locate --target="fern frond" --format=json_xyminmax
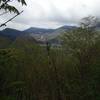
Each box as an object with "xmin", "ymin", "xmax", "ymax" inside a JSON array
[{"xmin": 0, "ymin": 4, "xmax": 19, "ymax": 14}]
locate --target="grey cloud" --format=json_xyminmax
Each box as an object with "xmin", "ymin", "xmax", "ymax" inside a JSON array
[{"xmin": 0, "ymin": 0, "xmax": 100, "ymax": 30}]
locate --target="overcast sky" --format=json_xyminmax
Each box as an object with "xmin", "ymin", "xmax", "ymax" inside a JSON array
[{"xmin": 0, "ymin": 0, "xmax": 100, "ymax": 30}]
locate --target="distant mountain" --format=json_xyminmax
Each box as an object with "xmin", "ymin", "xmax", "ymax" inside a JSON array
[
  {"xmin": 95, "ymin": 22, "xmax": 100, "ymax": 31},
  {"xmin": 24, "ymin": 25, "xmax": 76, "ymax": 42},
  {"xmin": 42, "ymin": 25, "xmax": 76, "ymax": 41},
  {"xmin": 0, "ymin": 25, "xmax": 76, "ymax": 44},
  {"xmin": 0, "ymin": 28, "xmax": 22, "ymax": 40},
  {"xmin": 1, "ymin": 24, "xmax": 100, "ymax": 44},
  {"xmin": 56, "ymin": 25, "xmax": 76, "ymax": 30},
  {"xmin": 24, "ymin": 26, "xmax": 75, "ymax": 35},
  {"xmin": 24, "ymin": 27, "xmax": 55, "ymax": 34}
]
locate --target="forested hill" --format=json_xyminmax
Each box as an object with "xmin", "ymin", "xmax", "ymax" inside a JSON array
[
  {"xmin": 0, "ymin": 22, "xmax": 100, "ymax": 100},
  {"xmin": 0, "ymin": 28, "xmax": 22, "ymax": 40},
  {"xmin": 0, "ymin": 25, "xmax": 76, "ymax": 41}
]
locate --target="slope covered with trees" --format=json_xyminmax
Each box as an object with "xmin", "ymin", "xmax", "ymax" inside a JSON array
[{"xmin": 0, "ymin": 17, "xmax": 100, "ymax": 100}]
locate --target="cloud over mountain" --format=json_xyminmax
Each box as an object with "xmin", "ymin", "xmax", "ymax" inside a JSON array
[{"xmin": 0, "ymin": 0, "xmax": 100, "ymax": 30}]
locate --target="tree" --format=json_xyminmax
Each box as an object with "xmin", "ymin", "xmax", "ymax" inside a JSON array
[
  {"xmin": 61, "ymin": 16, "xmax": 100, "ymax": 99},
  {"xmin": 0, "ymin": 0, "xmax": 26, "ymax": 27},
  {"xmin": 61, "ymin": 16, "xmax": 100, "ymax": 65},
  {"xmin": 80, "ymin": 16, "xmax": 98, "ymax": 28}
]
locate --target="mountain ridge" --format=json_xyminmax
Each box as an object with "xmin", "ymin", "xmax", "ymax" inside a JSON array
[{"xmin": 0, "ymin": 25, "xmax": 77, "ymax": 44}]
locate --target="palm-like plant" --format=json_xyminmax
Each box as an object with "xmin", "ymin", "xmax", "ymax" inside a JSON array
[
  {"xmin": 0, "ymin": 0, "xmax": 26, "ymax": 27},
  {"xmin": 0, "ymin": 0, "xmax": 26, "ymax": 14}
]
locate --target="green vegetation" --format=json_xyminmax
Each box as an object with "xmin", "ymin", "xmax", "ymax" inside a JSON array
[{"xmin": 0, "ymin": 17, "xmax": 100, "ymax": 100}]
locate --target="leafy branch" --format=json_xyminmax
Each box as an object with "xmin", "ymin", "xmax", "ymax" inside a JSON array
[
  {"xmin": 0, "ymin": 0, "xmax": 26, "ymax": 14},
  {"xmin": 0, "ymin": 10, "xmax": 23, "ymax": 27},
  {"xmin": 0, "ymin": 0, "xmax": 26, "ymax": 27}
]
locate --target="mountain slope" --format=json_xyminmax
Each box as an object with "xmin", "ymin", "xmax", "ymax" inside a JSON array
[
  {"xmin": 24, "ymin": 25, "xmax": 76, "ymax": 42},
  {"xmin": 0, "ymin": 36, "xmax": 12, "ymax": 48},
  {"xmin": 0, "ymin": 25, "xmax": 76, "ymax": 44},
  {"xmin": 11, "ymin": 35, "xmax": 39, "ymax": 50},
  {"xmin": 43, "ymin": 25, "xmax": 76, "ymax": 41},
  {"xmin": 24, "ymin": 27, "xmax": 55, "ymax": 34},
  {"xmin": 0, "ymin": 28, "xmax": 22, "ymax": 40}
]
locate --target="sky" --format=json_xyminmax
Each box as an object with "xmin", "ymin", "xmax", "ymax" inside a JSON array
[{"xmin": 0, "ymin": 0, "xmax": 100, "ymax": 30}]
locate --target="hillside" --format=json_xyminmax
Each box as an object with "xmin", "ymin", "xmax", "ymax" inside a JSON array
[
  {"xmin": 0, "ymin": 28, "xmax": 22, "ymax": 40},
  {"xmin": 0, "ymin": 36, "xmax": 12, "ymax": 48},
  {"xmin": 24, "ymin": 27, "xmax": 55, "ymax": 34},
  {"xmin": 0, "ymin": 25, "xmax": 76, "ymax": 44},
  {"xmin": 24, "ymin": 25, "xmax": 76, "ymax": 43}
]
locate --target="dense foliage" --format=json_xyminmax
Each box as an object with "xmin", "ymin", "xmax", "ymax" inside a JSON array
[{"xmin": 0, "ymin": 22, "xmax": 100, "ymax": 100}]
